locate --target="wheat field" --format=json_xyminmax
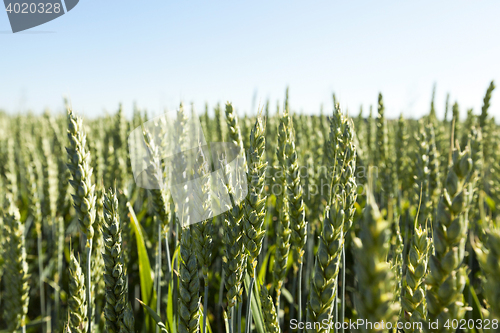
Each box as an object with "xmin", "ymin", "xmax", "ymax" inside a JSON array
[{"xmin": 0, "ymin": 84, "xmax": 499, "ymax": 333}]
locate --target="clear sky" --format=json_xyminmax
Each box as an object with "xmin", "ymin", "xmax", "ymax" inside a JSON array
[{"xmin": 1, "ymin": 0, "xmax": 499, "ymax": 120}]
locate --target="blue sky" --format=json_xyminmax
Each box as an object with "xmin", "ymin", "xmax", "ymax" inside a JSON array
[{"xmin": 1, "ymin": 0, "xmax": 499, "ymax": 120}]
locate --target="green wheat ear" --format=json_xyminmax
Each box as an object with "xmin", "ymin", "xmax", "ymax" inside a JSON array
[
  {"xmin": 92, "ymin": 185, "xmax": 105, "ymax": 304},
  {"xmin": 242, "ymin": 115, "xmax": 268, "ymax": 275},
  {"xmin": 178, "ymin": 226, "xmax": 201, "ymax": 333},
  {"xmin": 273, "ymin": 97, "xmax": 292, "ymax": 307},
  {"xmin": 66, "ymin": 108, "xmax": 96, "ymax": 243},
  {"xmin": 286, "ymin": 135, "xmax": 307, "ymax": 266},
  {"xmin": 3, "ymin": 194, "xmax": 30, "ymax": 333},
  {"xmin": 402, "ymin": 218, "xmax": 431, "ymax": 332},
  {"xmin": 353, "ymin": 189, "xmax": 400, "ymax": 333},
  {"xmin": 120, "ymin": 303, "xmax": 136, "ymax": 333},
  {"xmin": 222, "ymin": 189, "xmax": 246, "ymax": 310},
  {"xmin": 426, "ymin": 146, "xmax": 473, "ymax": 332},
  {"xmin": 225, "ymin": 102, "xmax": 246, "ymax": 163},
  {"xmin": 473, "ymin": 228, "xmax": 500, "ymax": 323},
  {"xmin": 68, "ymin": 251, "xmax": 88, "ymax": 333},
  {"xmin": 102, "ymin": 187, "xmax": 133, "ymax": 333},
  {"xmin": 260, "ymin": 285, "xmax": 281, "ymax": 333},
  {"xmin": 192, "ymin": 145, "xmax": 214, "ymax": 280},
  {"xmin": 306, "ymin": 199, "xmax": 344, "ymax": 333}
]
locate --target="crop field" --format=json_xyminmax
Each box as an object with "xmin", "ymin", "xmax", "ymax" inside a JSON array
[{"xmin": 0, "ymin": 83, "xmax": 499, "ymax": 333}]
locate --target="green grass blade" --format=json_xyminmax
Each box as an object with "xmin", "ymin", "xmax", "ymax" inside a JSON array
[
  {"xmin": 137, "ymin": 299, "xmax": 169, "ymax": 333},
  {"xmin": 129, "ymin": 204, "xmax": 157, "ymax": 331}
]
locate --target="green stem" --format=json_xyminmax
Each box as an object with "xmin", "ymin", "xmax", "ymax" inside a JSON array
[
  {"xmin": 333, "ymin": 280, "xmax": 338, "ymax": 333},
  {"xmin": 173, "ymin": 214, "xmax": 179, "ymax": 329},
  {"xmin": 229, "ymin": 306, "xmax": 234, "ymax": 333},
  {"xmin": 203, "ymin": 277, "xmax": 209, "ymax": 333},
  {"xmin": 237, "ymin": 300, "xmax": 242, "ymax": 333},
  {"xmin": 245, "ymin": 273, "xmax": 255, "ymax": 333},
  {"xmin": 305, "ymin": 223, "xmax": 314, "ymax": 297},
  {"xmin": 165, "ymin": 232, "xmax": 172, "ymax": 274},
  {"xmin": 275, "ymin": 295, "xmax": 281, "ymax": 325},
  {"xmin": 37, "ymin": 225, "xmax": 46, "ymax": 333},
  {"xmin": 47, "ymin": 300, "xmax": 52, "ymax": 333},
  {"xmin": 55, "ymin": 217, "xmax": 63, "ymax": 328},
  {"xmin": 218, "ymin": 268, "xmax": 225, "ymax": 308},
  {"xmin": 224, "ymin": 310, "xmax": 230, "ymax": 333},
  {"xmin": 87, "ymin": 238, "xmax": 93, "ymax": 333},
  {"xmin": 298, "ymin": 262, "xmax": 303, "ymax": 333},
  {"xmin": 290, "ymin": 273, "xmax": 297, "ymax": 322},
  {"xmin": 156, "ymin": 219, "xmax": 162, "ymax": 333},
  {"xmin": 468, "ymin": 242, "xmax": 473, "ymax": 321},
  {"xmin": 218, "ymin": 266, "xmax": 225, "ymax": 331},
  {"xmin": 340, "ymin": 248, "xmax": 345, "ymax": 333}
]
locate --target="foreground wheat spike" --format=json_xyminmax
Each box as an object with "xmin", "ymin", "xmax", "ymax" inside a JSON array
[
  {"xmin": 426, "ymin": 146, "xmax": 472, "ymax": 332},
  {"xmin": 66, "ymin": 108, "xmax": 97, "ymax": 242},
  {"xmin": 120, "ymin": 304, "xmax": 136, "ymax": 333},
  {"xmin": 328, "ymin": 104, "xmax": 358, "ymax": 332},
  {"xmin": 223, "ymin": 193, "xmax": 245, "ymax": 315},
  {"xmin": 191, "ymin": 146, "xmax": 214, "ymax": 333},
  {"xmin": 273, "ymin": 98, "xmax": 292, "ymax": 309},
  {"xmin": 3, "ymin": 194, "xmax": 30, "ymax": 333},
  {"xmin": 473, "ymin": 228, "xmax": 500, "ymax": 324},
  {"xmin": 69, "ymin": 251, "xmax": 87, "ymax": 333},
  {"xmin": 338, "ymin": 113, "xmax": 357, "ymax": 233},
  {"xmin": 287, "ymin": 138, "xmax": 307, "ymax": 265},
  {"xmin": 142, "ymin": 126, "xmax": 170, "ymax": 316},
  {"xmin": 192, "ymin": 148, "xmax": 214, "ymax": 278},
  {"xmin": 260, "ymin": 285, "xmax": 281, "ymax": 333},
  {"xmin": 241, "ymin": 116, "xmax": 268, "ymax": 333},
  {"xmin": 327, "ymin": 104, "xmax": 357, "ymax": 207},
  {"xmin": 306, "ymin": 200, "xmax": 344, "ymax": 333},
  {"xmin": 179, "ymin": 226, "xmax": 201, "ymax": 333},
  {"xmin": 92, "ymin": 185, "xmax": 105, "ymax": 304},
  {"xmin": 102, "ymin": 187, "xmax": 132, "ymax": 333},
  {"xmin": 402, "ymin": 219, "xmax": 430, "ymax": 332},
  {"xmin": 243, "ymin": 115, "xmax": 268, "ymax": 275},
  {"xmin": 67, "ymin": 108, "xmax": 96, "ymax": 332},
  {"xmin": 353, "ymin": 190, "xmax": 400, "ymax": 333}
]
